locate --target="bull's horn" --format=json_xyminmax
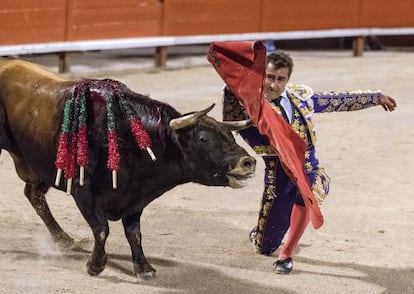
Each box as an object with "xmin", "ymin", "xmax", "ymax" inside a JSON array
[
  {"xmin": 221, "ymin": 119, "xmax": 252, "ymax": 131},
  {"xmin": 169, "ymin": 104, "xmax": 215, "ymax": 130}
]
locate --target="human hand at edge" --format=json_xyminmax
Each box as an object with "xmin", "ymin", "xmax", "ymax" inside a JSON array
[{"xmin": 379, "ymin": 95, "xmax": 397, "ymax": 112}]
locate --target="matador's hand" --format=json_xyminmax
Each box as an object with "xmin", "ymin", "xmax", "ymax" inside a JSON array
[{"xmin": 379, "ymin": 95, "xmax": 397, "ymax": 112}]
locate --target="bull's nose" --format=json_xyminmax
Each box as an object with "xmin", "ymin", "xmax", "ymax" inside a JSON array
[{"xmin": 240, "ymin": 156, "xmax": 256, "ymax": 171}]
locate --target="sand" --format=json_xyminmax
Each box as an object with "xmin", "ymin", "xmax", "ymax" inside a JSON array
[{"xmin": 0, "ymin": 48, "xmax": 413, "ymax": 293}]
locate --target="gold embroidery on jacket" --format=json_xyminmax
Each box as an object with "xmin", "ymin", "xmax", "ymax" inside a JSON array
[
  {"xmin": 289, "ymin": 94, "xmax": 317, "ymax": 146},
  {"xmin": 252, "ymin": 145, "xmax": 276, "ymax": 155},
  {"xmin": 312, "ymin": 167, "xmax": 330, "ymax": 205},
  {"xmin": 256, "ymin": 159, "xmax": 277, "ymax": 252}
]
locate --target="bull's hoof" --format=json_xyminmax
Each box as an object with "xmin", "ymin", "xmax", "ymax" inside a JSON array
[
  {"xmin": 139, "ymin": 270, "xmax": 157, "ymax": 280},
  {"xmin": 134, "ymin": 264, "xmax": 157, "ymax": 280},
  {"xmin": 69, "ymin": 238, "xmax": 92, "ymax": 252},
  {"xmin": 53, "ymin": 233, "xmax": 75, "ymax": 249},
  {"xmin": 86, "ymin": 256, "xmax": 107, "ymax": 276}
]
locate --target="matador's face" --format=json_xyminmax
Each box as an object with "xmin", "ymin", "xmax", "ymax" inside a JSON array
[{"xmin": 264, "ymin": 63, "xmax": 290, "ymax": 101}]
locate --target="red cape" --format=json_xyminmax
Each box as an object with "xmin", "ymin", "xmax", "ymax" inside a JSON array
[{"xmin": 208, "ymin": 41, "xmax": 323, "ymax": 229}]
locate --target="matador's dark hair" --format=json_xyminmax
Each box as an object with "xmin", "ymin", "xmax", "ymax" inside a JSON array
[{"xmin": 266, "ymin": 50, "xmax": 294, "ymax": 78}]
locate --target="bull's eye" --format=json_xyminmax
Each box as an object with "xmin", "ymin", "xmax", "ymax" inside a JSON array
[{"xmin": 199, "ymin": 135, "xmax": 209, "ymax": 143}]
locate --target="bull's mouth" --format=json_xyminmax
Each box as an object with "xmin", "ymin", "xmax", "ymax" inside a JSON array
[
  {"xmin": 226, "ymin": 155, "xmax": 256, "ymax": 188},
  {"xmin": 227, "ymin": 172, "xmax": 254, "ymax": 188}
]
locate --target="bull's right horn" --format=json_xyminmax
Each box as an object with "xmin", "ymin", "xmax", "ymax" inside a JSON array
[{"xmin": 169, "ymin": 104, "xmax": 215, "ymax": 130}]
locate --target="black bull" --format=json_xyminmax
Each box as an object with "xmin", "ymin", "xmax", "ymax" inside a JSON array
[{"xmin": 0, "ymin": 59, "xmax": 256, "ymax": 278}]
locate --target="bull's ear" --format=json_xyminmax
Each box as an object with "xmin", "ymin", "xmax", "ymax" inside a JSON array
[
  {"xmin": 221, "ymin": 119, "xmax": 252, "ymax": 131},
  {"xmin": 169, "ymin": 104, "xmax": 215, "ymax": 131}
]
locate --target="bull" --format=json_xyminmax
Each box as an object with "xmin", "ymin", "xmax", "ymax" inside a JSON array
[{"xmin": 0, "ymin": 59, "xmax": 256, "ymax": 279}]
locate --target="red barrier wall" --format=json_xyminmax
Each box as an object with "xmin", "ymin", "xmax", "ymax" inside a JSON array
[
  {"xmin": 0, "ymin": 0, "xmax": 413, "ymax": 45},
  {"xmin": 359, "ymin": 0, "xmax": 414, "ymax": 27},
  {"xmin": 261, "ymin": 0, "xmax": 361, "ymax": 31},
  {"xmin": 66, "ymin": 0, "xmax": 163, "ymax": 40},
  {"xmin": 0, "ymin": 0, "xmax": 66, "ymax": 44},
  {"xmin": 162, "ymin": 0, "xmax": 262, "ymax": 35}
]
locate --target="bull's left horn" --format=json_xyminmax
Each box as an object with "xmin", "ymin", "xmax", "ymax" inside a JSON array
[
  {"xmin": 221, "ymin": 119, "xmax": 252, "ymax": 131},
  {"xmin": 169, "ymin": 104, "xmax": 215, "ymax": 130}
]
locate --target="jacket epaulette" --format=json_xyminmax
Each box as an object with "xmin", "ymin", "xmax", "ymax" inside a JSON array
[{"xmin": 286, "ymin": 83, "xmax": 313, "ymax": 101}]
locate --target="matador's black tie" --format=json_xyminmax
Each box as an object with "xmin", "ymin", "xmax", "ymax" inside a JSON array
[{"xmin": 272, "ymin": 96, "xmax": 289, "ymax": 122}]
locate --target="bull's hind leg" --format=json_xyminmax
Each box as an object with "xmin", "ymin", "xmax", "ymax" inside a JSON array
[
  {"xmin": 122, "ymin": 211, "xmax": 156, "ymax": 279},
  {"xmin": 24, "ymin": 181, "xmax": 74, "ymax": 247},
  {"xmin": 10, "ymin": 154, "xmax": 74, "ymax": 248},
  {"xmin": 71, "ymin": 190, "xmax": 109, "ymax": 276},
  {"xmin": 86, "ymin": 222, "xmax": 109, "ymax": 276}
]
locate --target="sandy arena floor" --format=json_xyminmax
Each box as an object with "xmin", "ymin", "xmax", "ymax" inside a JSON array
[{"xmin": 0, "ymin": 47, "xmax": 413, "ymax": 293}]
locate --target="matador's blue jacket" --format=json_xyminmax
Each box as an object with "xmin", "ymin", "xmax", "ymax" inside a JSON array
[{"xmin": 223, "ymin": 84, "xmax": 382, "ymax": 205}]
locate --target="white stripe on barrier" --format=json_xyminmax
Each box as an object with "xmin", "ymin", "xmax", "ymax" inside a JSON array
[{"xmin": 1, "ymin": 27, "xmax": 413, "ymax": 56}]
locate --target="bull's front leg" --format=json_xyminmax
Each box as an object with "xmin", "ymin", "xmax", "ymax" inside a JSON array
[{"xmin": 122, "ymin": 212, "xmax": 156, "ymax": 279}]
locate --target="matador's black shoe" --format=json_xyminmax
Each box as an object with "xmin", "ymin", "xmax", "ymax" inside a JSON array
[
  {"xmin": 273, "ymin": 258, "xmax": 293, "ymax": 274},
  {"xmin": 249, "ymin": 226, "xmax": 258, "ymax": 242}
]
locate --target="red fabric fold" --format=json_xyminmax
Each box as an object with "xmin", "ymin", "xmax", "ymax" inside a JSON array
[{"xmin": 208, "ymin": 41, "xmax": 323, "ymax": 229}]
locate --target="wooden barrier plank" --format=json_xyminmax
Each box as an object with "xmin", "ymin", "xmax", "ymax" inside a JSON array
[
  {"xmin": 0, "ymin": 3, "xmax": 66, "ymax": 45},
  {"xmin": 1, "ymin": 28, "xmax": 65, "ymax": 45},
  {"xmin": 67, "ymin": 0, "xmax": 162, "ymax": 40},
  {"xmin": 360, "ymin": 0, "xmax": 414, "ymax": 27},
  {"xmin": 163, "ymin": 0, "xmax": 261, "ymax": 35},
  {"xmin": 0, "ymin": 0, "xmax": 65, "ymax": 9},
  {"xmin": 71, "ymin": 0, "xmax": 148, "ymax": 9},
  {"xmin": 262, "ymin": 0, "xmax": 360, "ymax": 31}
]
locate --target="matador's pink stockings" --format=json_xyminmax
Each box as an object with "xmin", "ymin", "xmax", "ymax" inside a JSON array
[{"xmin": 278, "ymin": 204, "xmax": 310, "ymax": 260}]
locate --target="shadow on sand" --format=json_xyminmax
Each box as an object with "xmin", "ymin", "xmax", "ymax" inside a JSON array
[
  {"xmin": 1, "ymin": 248, "xmax": 289, "ymax": 293},
  {"xmin": 2, "ymin": 246, "xmax": 413, "ymax": 293}
]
